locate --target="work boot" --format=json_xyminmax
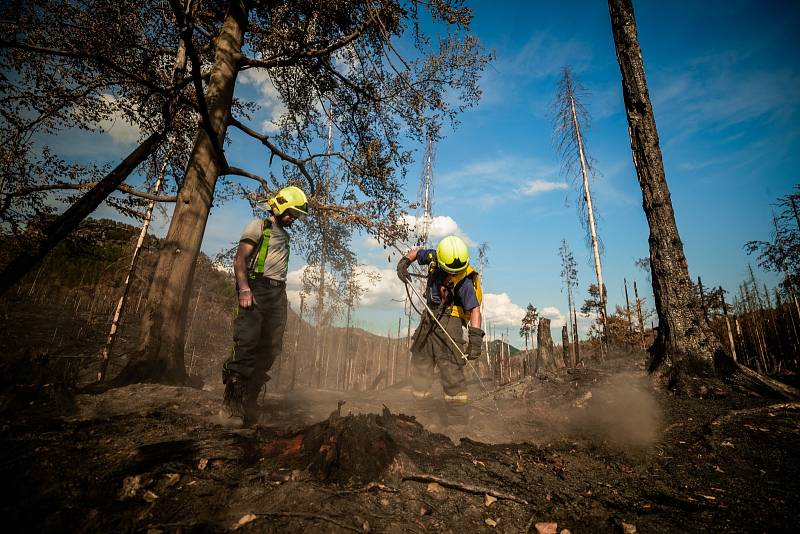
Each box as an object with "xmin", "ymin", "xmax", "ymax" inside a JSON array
[
  {"xmin": 443, "ymin": 392, "xmax": 470, "ymax": 427},
  {"xmin": 411, "ymin": 390, "xmax": 444, "ymax": 430},
  {"xmin": 411, "ymin": 389, "xmax": 433, "ymax": 417},
  {"xmin": 219, "ymin": 373, "xmax": 246, "ymax": 428},
  {"xmin": 243, "ymin": 381, "xmax": 263, "ymax": 427}
]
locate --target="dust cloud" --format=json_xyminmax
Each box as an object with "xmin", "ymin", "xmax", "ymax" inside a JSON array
[
  {"xmin": 566, "ymin": 372, "xmax": 662, "ymax": 448},
  {"xmin": 256, "ymin": 369, "xmax": 663, "ymax": 449}
]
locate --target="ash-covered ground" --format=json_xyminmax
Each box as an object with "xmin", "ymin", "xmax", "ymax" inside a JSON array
[{"xmin": 2, "ymin": 356, "xmax": 798, "ymax": 533}]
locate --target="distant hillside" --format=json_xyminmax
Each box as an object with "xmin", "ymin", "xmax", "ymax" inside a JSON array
[
  {"xmin": 0, "ymin": 217, "xmax": 405, "ymax": 390},
  {"xmin": 487, "ymin": 338, "xmax": 520, "ymax": 357},
  {"xmin": 1, "ymin": 217, "xmax": 242, "ymax": 384}
]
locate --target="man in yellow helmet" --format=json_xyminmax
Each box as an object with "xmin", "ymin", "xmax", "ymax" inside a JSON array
[
  {"xmin": 220, "ymin": 185, "xmax": 309, "ymax": 427},
  {"xmin": 396, "ymin": 235, "xmax": 485, "ymax": 425}
]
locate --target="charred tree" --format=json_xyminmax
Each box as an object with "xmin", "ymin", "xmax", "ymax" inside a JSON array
[
  {"xmin": 609, "ymin": 0, "xmax": 722, "ymax": 383},
  {"xmin": 634, "ymin": 280, "xmax": 646, "ymax": 349},
  {"xmin": 608, "ymin": 0, "xmax": 798, "ymax": 398},
  {"xmin": 559, "ymin": 239, "xmax": 579, "ymax": 366},
  {"xmin": 535, "ymin": 318, "xmax": 556, "ymax": 374}
]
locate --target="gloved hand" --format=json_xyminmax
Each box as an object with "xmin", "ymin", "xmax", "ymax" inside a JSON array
[
  {"xmin": 396, "ymin": 256, "xmax": 412, "ymax": 283},
  {"xmin": 466, "ymin": 326, "xmax": 485, "ymax": 360}
]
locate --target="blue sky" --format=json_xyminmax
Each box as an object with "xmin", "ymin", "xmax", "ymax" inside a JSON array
[{"xmin": 48, "ymin": 1, "xmax": 800, "ymax": 347}]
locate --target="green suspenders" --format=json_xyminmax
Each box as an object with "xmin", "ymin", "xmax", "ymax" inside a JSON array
[
  {"xmin": 254, "ymin": 219, "xmax": 272, "ymax": 273},
  {"xmin": 248, "ymin": 218, "xmax": 290, "ymax": 278}
]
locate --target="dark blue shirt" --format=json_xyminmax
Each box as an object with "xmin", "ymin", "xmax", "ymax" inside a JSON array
[{"xmin": 416, "ymin": 249, "xmax": 479, "ymax": 312}]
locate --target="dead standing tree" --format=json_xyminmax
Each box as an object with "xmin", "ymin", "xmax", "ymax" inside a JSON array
[
  {"xmin": 98, "ymin": 158, "xmax": 169, "ymax": 381},
  {"xmin": 553, "ymin": 68, "xmax": 608, "ymax": 358},
  {"xmin": 559, "ymin": 239, "xmax": 579, "ymax": 366},
  {"xmin": 519, "ymin": 303, "xmax": 538, "ymax": 375},
  {"xmin": 477, "ymin": 242, "xmax": 491, "ymax": 367},
  {"xmin": 608, "ymin": 0, "xmax": 797, "ymax": 397}
]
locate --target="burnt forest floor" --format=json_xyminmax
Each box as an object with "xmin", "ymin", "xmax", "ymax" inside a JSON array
[{"xmin": 1, "ymin": 356, "xmax": 799, "ymax": 533}]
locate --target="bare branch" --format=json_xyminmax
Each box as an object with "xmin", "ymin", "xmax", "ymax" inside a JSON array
[
  {"xmin": 4, "ymin": 181, "xmax": 177, "ymax": 203},
  {"xmin": 227, "ymin": 116, "xmax": 316, "ymax": 195},
  {"xmin": 167, "ymin": 0, "xmax": 228, "ymax": 169},
  {"xmin": 240, "ymin": 9, "xmax": 379, "ymax": 70},
  {"xmin": 222, "ymin": 166, "xmax": 270, "ymax": 191}
]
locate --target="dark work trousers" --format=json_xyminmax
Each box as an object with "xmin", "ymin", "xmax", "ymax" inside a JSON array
[
  {"xmin": 223, "ymin": 276, "xmax": 288, "ymax": 401},
  {"xmin": 410, "ymin": 308, "xmax": 467, "ymax": 399}
]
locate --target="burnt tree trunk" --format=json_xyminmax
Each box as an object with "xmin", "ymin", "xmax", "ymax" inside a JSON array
[
  {"xmin": 115, "ymin": 1, "xmax": 248, "ymax": 385},
  {"xmin": 607, "ymin": 0, "xmax": 799, "ymax": 399},
  {"xmin": 608, "ymin": 0, "xmax": 720, "ymax": 381},
  {"xmin": 535, "ymin": 318, "xmax": 556, "ymax": 373},
  {"xmin": 561, "ymin": 325, "xmax": 569, "ymax": 368},
  {"xmin": 572, "ymin": 304, "xmax": 580, "ymax": 366}
]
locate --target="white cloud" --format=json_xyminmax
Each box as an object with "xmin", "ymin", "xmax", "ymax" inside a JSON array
[
  {"xmin": 481, "ymin": 292, "xmax": 526, "ymax": 327},
  {"xmin": 239, "ymin": 69, "xmax": 288, "ymax": 133},
  {"xmin": 402, "ymin": 214, "xmax": 474, "ymax": 246},
  {"xmin": 435, "ymin": 155, "xmax": 561, "ymax": 210},
  {"xmin": 481, "ymin": 297, "xmax": 568, "ymax": 336},
  {"xmin": 96, "ymin": 94, "xmax": 141, "ymax": 144},
  {"xmin": 353, "ymin": 264, "xmax": 406, "ymax": 307},
  {"xmin": 541, "ymin": 305, "xmax": 566, "ymax": 328},
  {"xmin": 285, "ymin": 263, "xmax": 406, "ymax": 312},
  {"xmin": 516, "ymin": 179, "xmax": 568, "ymax": 196},
  {"xmin": 362, "ymin": 234, "xmax": 382, "ymax": 249}
]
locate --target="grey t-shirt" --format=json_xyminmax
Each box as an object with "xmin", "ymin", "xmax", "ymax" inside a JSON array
[{"xmin": 240, "ymin": 217, "xmax": 290, "ymax": 281}]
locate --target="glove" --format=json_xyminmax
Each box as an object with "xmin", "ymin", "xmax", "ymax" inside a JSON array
[
  {"xmin": 396, "ymin": 256, "xmax": 412, "ymax": 283},
  {"xmin": 466, "ymin": 326, "xmax": 485, "ymax": 360}
]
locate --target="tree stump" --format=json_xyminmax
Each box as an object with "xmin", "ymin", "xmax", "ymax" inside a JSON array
[
  {"xmin": 536, "ymin": 318, "xmax": 556, "ymax": 372},
  {"xmin": 258, "ymin": 405, "xmax": 448, "ymax": 484}
]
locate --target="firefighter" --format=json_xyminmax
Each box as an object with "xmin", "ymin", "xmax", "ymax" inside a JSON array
[
  {"xmin": 220, "ymin": 186, "xmax": 308, "ymax": 426},
  {"xmin": 396, "ymin": 235, "xmax": 485, "ymax": 424}
]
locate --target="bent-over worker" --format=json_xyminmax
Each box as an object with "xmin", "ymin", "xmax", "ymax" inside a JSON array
[{"xmin": 396, "ymin": 235, "xmax": 485, "ymax": 424}]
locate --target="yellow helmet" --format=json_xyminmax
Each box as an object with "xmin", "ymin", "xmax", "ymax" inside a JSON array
[
  {"xmin": 268, "ymin": 186, "xmax": 308, "ymax": 217},
  {"xmin": 436, "ymin": 235, "xmax": 469, "ymax": 274}
]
